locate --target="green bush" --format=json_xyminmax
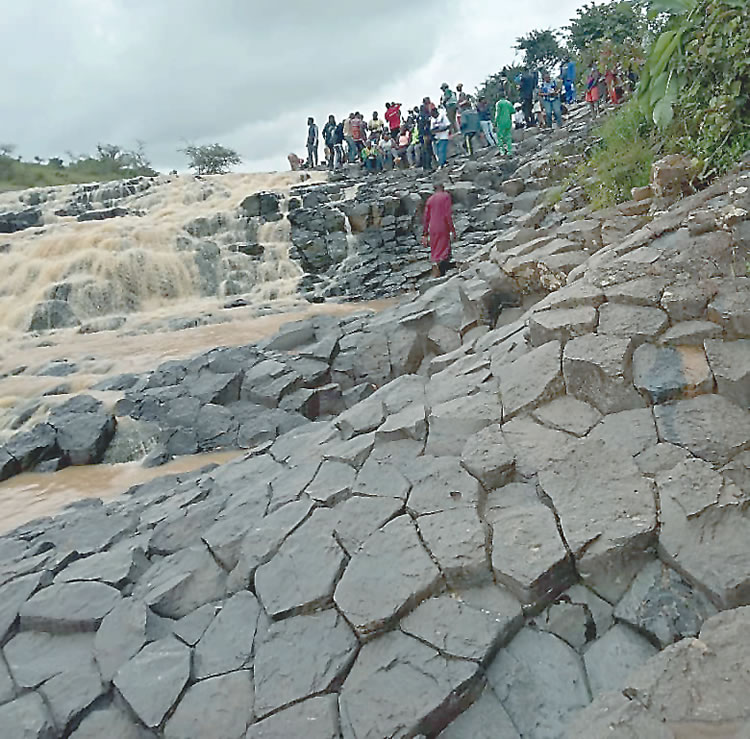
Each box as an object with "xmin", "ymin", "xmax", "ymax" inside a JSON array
[{"xmin": 575, "ymin": 103, "xmax": 655, "ymax": 208}]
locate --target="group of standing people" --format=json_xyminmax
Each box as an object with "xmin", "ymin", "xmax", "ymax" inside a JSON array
[{"xmin": 298, "ymin": 81, "xmax": 528, "ymax": 174}]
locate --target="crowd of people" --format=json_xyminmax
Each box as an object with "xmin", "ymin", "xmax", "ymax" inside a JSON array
[{"xmin": 291, "ymin": 57, "xmax": 635, "ymax": 175}]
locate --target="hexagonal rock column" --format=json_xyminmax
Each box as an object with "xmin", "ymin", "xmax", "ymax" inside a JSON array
[
  {"xmin": 334, "ymin": 515, "xmax": 441, "ymax": 636},
  {"xmin": 632, "ymin": 343, "xmax": 714, "ymax": 403},
  {"xmin": 538, "ymin": 439, "xmax": 657, "ymax": 589},
  {"xmin": 563, "ymin": 334, "xmax": 645, "ymax": 413}
]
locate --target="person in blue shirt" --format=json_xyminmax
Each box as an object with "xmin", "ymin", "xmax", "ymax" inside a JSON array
[
  {"xmin": 561, "ymin": 58, "xmax": 576, "ymax": 104},
  {"xmin": 539, "ymin": 72, "xmax": 563, "ymax": 128}
]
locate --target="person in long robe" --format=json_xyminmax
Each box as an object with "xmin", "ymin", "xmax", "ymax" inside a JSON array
[
  {"xmin": 494, "ymin": 92, "xmax": 515, "ymax": 156},
  {"xmin": 422, "ymin": 183, "xmax": 456, "ymax": 278}
]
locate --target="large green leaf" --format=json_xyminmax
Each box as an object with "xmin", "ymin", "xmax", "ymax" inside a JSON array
[
  {"xmin": 653, "ymin": 96, "xmax": 675, "ymax": 128},
  {"xmin": 647, "ymin": 0, "xmax": 697, "ymax": 14}
]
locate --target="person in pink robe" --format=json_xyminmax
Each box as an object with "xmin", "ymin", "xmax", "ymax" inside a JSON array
[{"xmin": 422, "ymin": 183, "xmax": 456, "ymax": 277}]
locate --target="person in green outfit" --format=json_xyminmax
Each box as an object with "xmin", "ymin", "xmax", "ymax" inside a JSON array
[{"xmin": 494, "ymin": 91, "xmax": 515, "ymax": 156}]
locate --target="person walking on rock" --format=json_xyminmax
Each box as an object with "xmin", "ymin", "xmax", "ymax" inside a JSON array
[
  {"xmin": 440, "ymin": 83, "xmax": 459, "ymax": 133},
  {"xmin": 306, "ymin": 117, "xmax": 319, "ymax": 168},
  {"xmin": 477, "ymin": 96, "xmax": 497, "ymax": 147},
  {"xmin": 430, "ymin": 107, "xmax": 451, "ymax": 168},
  {"xmin": 419, "ymin": 98, "xmax": 436, "ymax": 170},
  {"xmin": 519, "ymin": 67, "xmax": 537, "ymax": 127},
  {"xmin": 494, "ymin": 92, "xmax": 514, "ymax": 156},
  {"xmin": 423, "ymin": 183, "xmax": 456, "ymax": 278},
  {"xmin": 540, "ymin": 72, "xmax": 563, "ymax": 128}
]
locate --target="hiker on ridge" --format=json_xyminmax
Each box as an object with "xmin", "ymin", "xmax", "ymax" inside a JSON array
[
  {"xmin": 423, "ymin": 182, "xmax": 456, "ymax": 278},
  {"xmin": 440, "ymin": 83, "xmax": 459, "ymax": 133},
  {"xmin": 306, "ymin": 117, "xmax": 319, "ymax": 168}
]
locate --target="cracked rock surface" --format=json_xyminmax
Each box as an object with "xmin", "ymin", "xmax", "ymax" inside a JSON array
[{"xmin": 0, "ymin": 110, "xmax": 748, "ymax": 738}]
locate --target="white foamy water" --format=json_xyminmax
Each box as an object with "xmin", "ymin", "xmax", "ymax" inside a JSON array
[{"xmin": 0, "ymin": 171, "xmax": 324, "ymax": 331}]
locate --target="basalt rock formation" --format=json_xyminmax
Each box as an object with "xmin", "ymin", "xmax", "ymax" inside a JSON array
[{"xmin": 0, "ymin": 109, "xmax": 748, "ymax": 737}]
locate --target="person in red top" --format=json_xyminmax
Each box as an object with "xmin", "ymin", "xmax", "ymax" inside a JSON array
[
  {"xmin": 422, "ymin": 183, "xmax": 456, "ymax": 277},
  {"xmin": 350, "ymin": 112, "xmax": 365, "ymax": 159},
  {"xmin": 385, "ymin": 102, "xmax": 402, "ymax": 140}
]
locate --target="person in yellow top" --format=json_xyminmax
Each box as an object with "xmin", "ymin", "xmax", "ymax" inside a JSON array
[
  {"xmin": 494, "ymin": 91, "xmax": 515, "ymax": 156},
  {"xmin": 368, "ymin": 112, "xmax": 384, "ymax": 136}
]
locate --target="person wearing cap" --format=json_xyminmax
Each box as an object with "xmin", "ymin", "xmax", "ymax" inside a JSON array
[{"xmin": 440, "ymin": 83, "xmax": 459, "ymax": 134}]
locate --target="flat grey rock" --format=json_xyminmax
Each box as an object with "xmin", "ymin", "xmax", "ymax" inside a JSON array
[
  {"xmin": 659, "ymin": 319, "xmax": 722, "ymax": 345},
  {"xmin": 20, "ymin": 581, "xmax": 121, "ymax": 634},
  {"xmin": 531, "ymin": 396, "xmax": 601, "ymax": 437},
  {"xmin": 94, "ymin": 598, "xmax": 150, "ymax": 681},
  {"xmin": 4, "ymin": 632, "xmax": 94, "ymax": 689},
  {"xmin": 69, "ymin": 704, "xmax": 156, "ymax": 738},
  {"xmin": 539, "ymin": 439, "xmax": 657, "ymax": 587},
  {"xmin": 305, "ymin": 460, "xmax": 356, "ymax": 504},
  {"xmin": 401, "ymin": 585, "xmax": 522, "ymax": 661},
  {"xmin": 171, "ymin": 602, "xmax": 220, "ymax": 646},
  {"xmin": 254, "ymin": 609, "xmax": 357, "ymax": 715},
  {"xmin": 331, "ymin": 495, "xmax": 403, "ymax": 556},
  {"xmin": 487, "ymin": 628, "xmax": 591, "ymax": 738},
  {"xmin": 460, "ymin": 423, "xmax": 515, "ymax": 489},
  {"xmin": 0, "ymin": 654, "xmax": 15, "ymax": 704},
  {"xmin": 598, "ymin": 303, "xmax": 668, "ymax": 343},
  {"xmin": 193, "ymin": 591, "xmax": 262, "ymax": 679},
  {"xmin": 407, "ymin": 456, "xmax": 482, "ymax": 516},
  {"xmin": 583, "ymin": 624, "xmax": 657, "ymax": 696},
  {"xmin": 614, "ymin": 560, "xmax": 717, "ymax": 647},
  {"xmin": 334, "ymin": 515, "xmax": 441, "ymax": 636},
  {"xmin": 528, "ymin": 306, "xmax": 597, "ymax": 347},
  {"xmin": 245, "ymin": 695, "xmax": 340, "ymax": 739},
  {"xmin": 164, "ymin": 670, "xmax": 253, "ymax": 739},
  {"xmin": 0, "ymin": 572, "xmax": 44, "ymax": 641},
  {"xmin": 496, "ymin": 340, "xmax": 564, "ymax": 419},
  {"xmin": 339, "ymin": 631, "xmax": 478, "ymax": 739},
  {"xmin": 488, "ymin": 496, "xmax": 574, "ymax": 605},
  {"xmin": 133, "ymin": 545, "xmax": 226, "ymax": 619},
  {"xmin": 114, "ymin": 637, "xmax": 191, "ymax": 728},
  {"xmin": 438, "ymin": 686, "xmax": 521, "ymax": 738},
  {"xmin": 654, "ymin": 394, "xmax": 750, "ymax": 464},
  {"xmin": 587, "ymin": 407, "xmax": 657, "ymax": 458},
  {"xmin": 0, "ymin": 692, "xmax": 56, "ymax": 739},
  {"xmin": 563, "ymin": 334, "xmax": 645, "ymax": 413},
  {"xmin": 416, "ymin": 508, "xmax": 489, "ymax": 586},
  {"xmin": 425, "ymin": 391, "xmax": 502, "ymax": 455},
  {"xmin": 353, "ymin": 454, "xmax": 411, "ymax": 499},
  {"xmin": 39, "ymin": 657, "xmax": 103, "ymax": 728},
  {"xmin": 501, "ymin": 417, "xmax": 580, "ymax": 478},
  {"xmin": 255, "ymin": 516, "xmax": 345, "ymax": 619},
  {"xmin": 55, "ymin": 540, "xmax": 148, "ymax": 586},
  {"xmin": 704, "ymin": 339, "xmax": 750, "ymax": 408}
]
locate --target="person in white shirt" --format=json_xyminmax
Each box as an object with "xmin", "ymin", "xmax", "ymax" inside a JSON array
[{"xmin": 430, "ymin": 108, "xmax": 451, "ymax": 168}]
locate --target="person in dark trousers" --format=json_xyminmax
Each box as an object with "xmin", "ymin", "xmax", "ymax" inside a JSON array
[
  {"xmin": 322, "ymin": 115, "xmax": 337, "ymax": 170},
  {"xmin": 306, "ymin": 117, "xmax": 319, "ymax": 168},
  {"xmin": 418, "ymin": 98, "xmax": 436, "ymax": 171},
  {"xmin": 519, "ymin": 67, "xmax": 537, "ymax": 127}
]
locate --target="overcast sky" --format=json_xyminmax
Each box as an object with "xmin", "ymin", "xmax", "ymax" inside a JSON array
[{"xmin": 0, "ymin": 0, "xmax": 587, "ymax": 173}]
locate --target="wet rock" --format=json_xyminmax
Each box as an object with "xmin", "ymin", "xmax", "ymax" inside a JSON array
[
  {"xmin": 0, "ymin": 448, "xmax": 20, "ymax": 482},
  {"xmin": 338, "ymin": 631, "xmax": 478, "ymax": 739},
  {"xmin": 632, "ymin": 343, "xmax": 713, "ymax": 403},
  {"xmin": 193, "ymin": 592, "xmax": 262, "ymax": 679},
  {"xmin": 704, "ymin": 339, "xmax": 750, "ymax": 408},
  {"xmin": 20, "ymin": 581, "xmax": 121, "ymax": 634},
  {"xmin": 614, "ymin": 560, "xmax": 717, "ymax": 647},
  {"xmin": 0, "ymin": 693, "xmax": 55, "ymax": 739},
  {"xmin": 334, "ymin": 515, "xmax": 441, "ymax": 636},
  {"xmin": 49, "ymin": 396, "xmax": 116, "ymax": 465},
  {"xmin": 113, "ymin": 637, "xmax": 191, "ymax": 728},
  {"xmin": 487, "ymin": 628, "xmax": 590, "ymax": 738},
  {"xmin": 563, "ymin": 334, "xmax": 645, "ymax": 413},
  {"xmin": 28, "ymin": 300, "xmax": 79, "ymax": 331},
  {"xmin": 254, "ymin": 609, "xmax": 357, "ymax": 715},
  {"xmin": 164, "ymin": 670, "xmax": 253, "ymax": 739},
  {"xmin": 583, "ymin": 624, "xmax": 657, "ymax": 696},
  {"xmin": 653, "ymin": 394, "xmax": 750, "ymax": 464},
  {"xmin": 5, "ymin": 424, "xmax": 59, "ymax": 471},
  {"xmin": 246, "ymin": 695, "xmax": 340, "ymax": 739},
  {"xmin": 255, "ymin": 516, "xmax": 345, "ymax": 619}
]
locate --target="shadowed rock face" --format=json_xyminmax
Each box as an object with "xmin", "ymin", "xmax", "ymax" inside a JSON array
[{"xmin": 0, "ymin": 106, "xmax": 748, "ymax": 739}]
